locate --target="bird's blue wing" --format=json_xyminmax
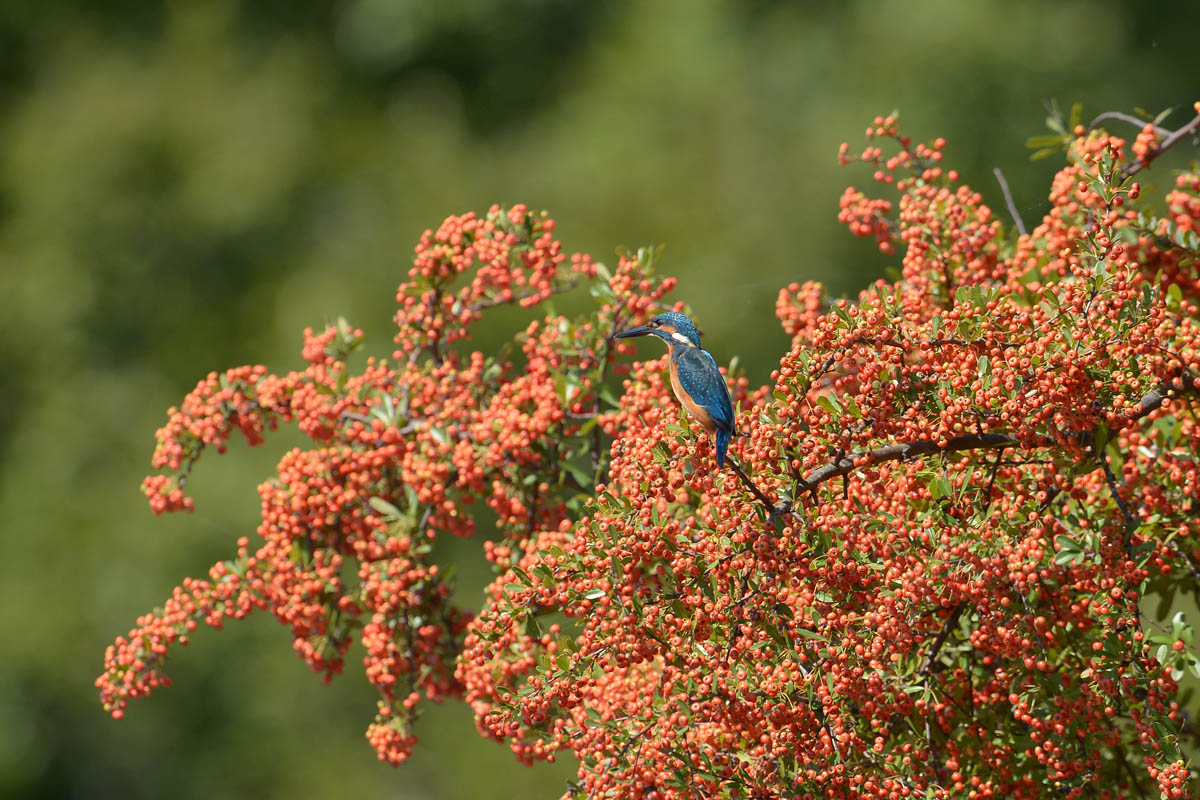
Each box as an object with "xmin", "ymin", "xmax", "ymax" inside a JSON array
[{"xmin": 676, "ymin": 348, "xmax": 735, "ymax": 432}]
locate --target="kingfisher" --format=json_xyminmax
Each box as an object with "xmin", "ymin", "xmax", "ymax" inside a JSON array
[{"xmin": 615, "ymin": 312, "xmax": 736, "ymax": 467}]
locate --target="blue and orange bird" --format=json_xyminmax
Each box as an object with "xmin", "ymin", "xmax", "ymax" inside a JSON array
[{"xmin": 615, "ymin": 312, "xmax": 736, "ymax": 467}]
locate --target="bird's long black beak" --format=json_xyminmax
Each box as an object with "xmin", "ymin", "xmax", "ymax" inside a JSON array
[{"xmin": 614, "ymin": 325, "xmax": 652, "ymax": 339}]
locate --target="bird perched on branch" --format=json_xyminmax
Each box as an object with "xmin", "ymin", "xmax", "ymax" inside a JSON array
[{"xmin": 615, "ymin": 312, "xmax": 736, "ymax": 467}]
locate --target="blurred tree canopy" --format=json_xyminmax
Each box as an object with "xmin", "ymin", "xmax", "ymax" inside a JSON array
[{"xmin": 1, "ymin": 0, "xmax": 1198, "ymax": 797}]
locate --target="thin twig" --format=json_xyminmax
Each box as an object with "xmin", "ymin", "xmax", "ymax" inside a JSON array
[
  {"xmin": 1089, "ymin": 111, "xmax": 1171, "ymax": 137},
  {"xmin": 1096, "ymin": 438, "xmax": 1136, "ymax": 556},
  {"xmin": 982, "ymin": 446, "xmax": 1006, "ymax": 510},
  {"xmin": 728, "ymin": 456, "xmax": 778, "ymax": 513},
  {"xmin": 1113, "ymin": 743, "xmax": 1148, "ymax": 800},
  {"xmin": 1095, "ymin": 447, "xmax": 1133, "ymax": 526},
  {"xmin": 466, "ymin": 277, "xmax": 583, "ymax": 313},
  {"xmin": 1122, "ymin": 109, "xmax": 1200, "ymax": 180},
  {"xmin": 920, "ymin": 604, "xmax": 966, "ymax": 677},
  {"xmin": 993, "ymin": 168, "xmax": 1027, "ymax": 237}
]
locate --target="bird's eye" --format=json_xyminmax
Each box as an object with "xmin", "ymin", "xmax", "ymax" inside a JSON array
[{"xmin": 649, "ymin": 320, "xmax": 659, "ymax": 327}]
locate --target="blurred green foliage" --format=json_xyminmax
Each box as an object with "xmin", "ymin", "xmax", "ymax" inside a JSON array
[{"xmin": 1, "ymin": 0, "xmax": 1198, "ymax": 797}]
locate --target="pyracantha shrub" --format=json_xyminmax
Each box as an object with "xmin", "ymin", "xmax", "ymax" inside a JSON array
[
  {"xmin": 102, "ymin": 104, "xmax": 1200, "ymax": 798},
  {"xmin": 100, "ymin": 204, "xmax": 680, "ymax": 764}
]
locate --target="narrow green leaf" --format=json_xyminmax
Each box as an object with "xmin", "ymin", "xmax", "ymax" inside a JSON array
[
  {"xmin": 369, "ymin": 496, "xmax": 403, "ymax": 519},
  {"xmin": 1025, "ymin": 135, "xmax": 1063, "ymax": 148}
]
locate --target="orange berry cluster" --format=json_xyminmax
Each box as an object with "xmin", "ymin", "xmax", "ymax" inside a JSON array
[
  {"xmin": 100, "ymin": 109, "xmax": 1200, "ymax": 797},
  {"xmin": 460, "ymin": 117, "xmax": 1200, "ymax": 797},
  {"xmin": 98, "ymin": 207, "xmax": 678, "ymax": 766}
]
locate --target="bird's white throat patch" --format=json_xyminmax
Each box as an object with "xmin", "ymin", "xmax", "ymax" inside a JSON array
[{"xmin": 670, "ymin": 331, "xmax": 694, "ymax": 346}]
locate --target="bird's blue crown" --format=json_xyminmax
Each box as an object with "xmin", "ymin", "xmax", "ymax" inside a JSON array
[{"xmin": 649, "ymin": 312, "xmax": 701, "ymax": 347}]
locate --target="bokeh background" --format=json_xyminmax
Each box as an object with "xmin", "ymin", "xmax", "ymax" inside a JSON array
[{"xmin": 2, "ymin": 0, "xmax": 1199, "ymax": 797}]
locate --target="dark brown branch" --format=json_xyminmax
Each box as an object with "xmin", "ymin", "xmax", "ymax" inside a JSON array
[
  {"xmin": 920, "ymin": 604, "xmax": 965, "ymax": 677},
  {"xmin": 1130, "ymin": 382, "xmax": 1179, "ymax": 417},
  {"xmin": 982, "ymin": 446, "xmax": 1006, "ymax": 510},
  {"xmin": 1122, "ymin": 109, "xmax": 1200, "ymax": 180},
  {"xmin": 728, "ymin": 456, "xmax": 779, "ymax": 513},
  {"xmin": 795, "ymin": 433, "xmax": 1018, "ymax": 495},
  {"xmin": 1096, "ymin": 445, "xmax": 1134, "ymax": 528},
  {"xmin": 1096, "ymin": 438, "xmax": 1136, "ymax": 557},
  {"xmin": 850, "ymin": 335, "xmax": 1017, "ymax": 352},
  {"xmin": 1113, "ymin": 743, "xmax": 1148, "ymax": 800},
  {"xmin": 884, "ymin": 603, "xmax": 969, "ymax": 740},
  {"xmin": 791, "ymin": 378, "xmax": 1193, "ymax": 499},
  {"xmin": 993, "ymin": 168, "xmax": 1027, "ymax": 237}
]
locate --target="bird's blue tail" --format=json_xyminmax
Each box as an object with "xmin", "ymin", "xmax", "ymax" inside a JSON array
[{"xmin": 716, "ymin": 428, "xmax": 732, "ymax": 468}]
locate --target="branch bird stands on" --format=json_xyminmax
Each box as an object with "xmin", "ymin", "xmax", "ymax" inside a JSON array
[{"xmin": 615, "ymin": 312, "xmax": 737, "ymax": 467}]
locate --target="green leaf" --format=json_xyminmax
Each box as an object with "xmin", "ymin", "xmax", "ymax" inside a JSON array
[
  {"xmin": 843, "ymin": 395, "xmax": 862, "ymax": 419},
  {"xmin": 599, "ymin": 384, "xmax": 620, "ymax": 408},
  {"xmin": 369, "ymin": 496, "xmax": 403, "ymax": 520},
  {"xmin": 1055, "ymin": 534, "xmax": 1080, "ymax": 552},
  {"xmin": 929, "ymin": 475, "xmax": 952, "ymax": 501},
  {"xmin": 562, "ymin": 460, "xmax": 594, "ymax": 490},
  {"xmin": 1054, "ymin": 551, "xmax": 1083, "ymax": 566},
  {"xmin": 1167, "ymin": 283, "xmax": 1183, "ymax": 310},
  {"xmin": 1025, "ymin": 135, "xmax": 1064, "ymax": 149},
  {"xmin": 577, "ymin": 415, "xmax": 599, "ymax": 437},
  {"xmin": 764, "ymin": 622, "xmax": 789, "ymax": 648},
  {"xmin": 588, "ymin": 282, "xmax": 615, "ymax": 301},
  {"xmin": 816, "ymin": 394, "xmax": 843, "ymax": 417}
]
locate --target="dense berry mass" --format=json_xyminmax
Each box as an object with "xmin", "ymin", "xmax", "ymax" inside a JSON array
[{"xmin": 100, "ymin": 109, "xmax": 1200, "ymax": 797}]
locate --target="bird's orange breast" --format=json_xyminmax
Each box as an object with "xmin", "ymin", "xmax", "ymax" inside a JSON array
[{"xmin": 669, "ymin": 357, "xmax": 716, "ymax": 432}]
